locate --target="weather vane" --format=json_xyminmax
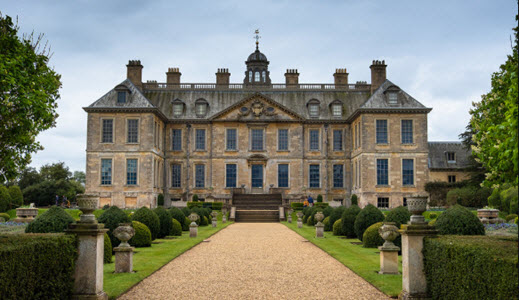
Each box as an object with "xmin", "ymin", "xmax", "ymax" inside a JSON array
[{"xmin": 254, "ymin": 29, "xmax": 261, "ymax": 50}]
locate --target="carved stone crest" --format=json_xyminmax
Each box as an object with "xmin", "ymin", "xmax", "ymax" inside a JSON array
[{"xmin": 251, "ymin": 100, "xmax": 264, "ymax": 117}]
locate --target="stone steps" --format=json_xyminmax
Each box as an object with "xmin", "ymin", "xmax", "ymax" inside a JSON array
[{"xmin": 233, "ymin": 194, "xmax": 282, "ymax": 222}]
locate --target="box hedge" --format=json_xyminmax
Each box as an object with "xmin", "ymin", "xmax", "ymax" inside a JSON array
[
  {"xmin": 169, "ymin": 207, "xmax": 187, "ymax": 229},
  {"xmin": 129, "ymin": 221, "xmax": 152, "ymax": 247},
  {"xmin": 0, "ymin": 234, "xmax": 77, "ymax": 299},
  {"xmin": 153, "ymin": 207, "xmax": 172, "ymax": 238},
  {"xmin": 332, "ymin": 219, "xmax": 344, "ymax": 236},
  {"xmin": 423, "ymin": 235, "xmax": 518, "ymax": 300},
  {"xmin": 171, "ymin": 219, "xmax": 182, "ymax": 236},
  {"xmin": 290, "ymin": 202, "xmax": 304, "ymax": 210},
  {"xmin": 341, "ymin": 205, "xmax": 361, "ymax": 238},
  {"xmin": 354, "ymin": 204, "xmax": 385, "ymax": 241},
  {"xmin": 131, "ymin": 207, "xmax": 160, "ymax": 240},
  {"xmin": 434, "ymin": 205, "xmax": 484, "ymax": 235},
  {"xmin": 25, "ymin": 206, "xmax": 75, "ymax": 233},
  {"xmin": 362, "ymin": 222, "xmax": 384, "ymax": 248},
  {"xmin": 98, "ymin": 206, "xmax": 131, "ymax": 248}
]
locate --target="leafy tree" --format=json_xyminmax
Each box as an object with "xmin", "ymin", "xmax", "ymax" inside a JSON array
[
  {"xmin": 17, "ymin": 167, "xmax": 41, "ymax": 190},
  {"xmin": 73, "ymin": 171, "xmax": 85, "ymax": 185},
  {"xmin": 0, "ymin": 14, "xmax": 61, "ymax": 183},
  {"xmin": 7, "ymin": 185, "xmax": 23, "ymax": 208},
  {"xmin": 458, "ymin": 124, "xmax": 486, "ymax": 186},
  {"xmin": 470, "ymin": 16, "xmax": 518, "ymax": 188},
  {"xmin": 40, "ymin": 162, "xmax": 70, "ymax": 181}
]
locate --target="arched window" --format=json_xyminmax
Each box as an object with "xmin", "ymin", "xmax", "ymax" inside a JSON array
[
  {"xmin": 195, "ymin": 99, "xmax": 209, "ymax": 117},
  {"xmin": 262, "ymin": 71, "xmax": 266, "ymax": 82},
  {"xmin": 171, "ymin": 99, "xmax": 185, "ymax": 117},
  {"xmin": 255, "ymin": 71, "xmax": 260, "ymax": 82},
  {"xmin": 249, "ymin": 70, "xmax": 253, "ymax": 82}
]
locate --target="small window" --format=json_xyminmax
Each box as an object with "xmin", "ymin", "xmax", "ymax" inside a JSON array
[
  {"xmin": 255, "ymin": 72, "xmax": 260, "ymax": 82},
  {"xmin": 309, "ymin": 165, "xmax": 320, "ymax": 188},
  {"xmin": 377, "ymin": 159, "xmax": 389, "ymax": 185},
  {"xmin": 226, "ymin": 164, "xmax": 237, "ymax": 188},
  {"xmin": 278, "ymin": 164, "xmax": 289, "ymax": 188},
  {"xmin": 195, "ymin": 164, "xmax": 205, "ymax": 188},
  {"xmin": 278, "ymin": 129, "xmax": 289, "ymax": 151},
  {"xmin": 226, "ymin": 129, "xmax": 237, "ymax": 151},
  {"xmin": 448, "ymin": 175, "xmax": 456, "ymax": 183},
  {"xmin": 172, "ymin": 129, "xmax": 182, "ymax": 151},
  {"xmin": 171, "ymin": 164, "xmax": 181, "ymax": 188},
  {"xmin": 251, "ymin": 129, "xmax": 264, "ymax": 151},
  {"xmin": 173, "ymin": 103, "xmax": 183, "ymax": 117},
  {"xmin": 126, "ymin": 159, "xmax": 138, "ymax": 185},
  {"xmin": 333, "ymin": 164, "xmax": 344, "ymax": 188},
  {"xmin": 101, "ymin": 119, "xmax": 113, "ymax": 143},
  {"xmin": 377, "ymin": 197, "xmax": 389, "ymax": 208},
  {"xmin": 332, "ymin": 104, "xmax": 342, "ymax": 117},
  {"xmin": 101, "ymin": 159, "xmax": 112, "ymax": 185},
  {"xmin": 376, "ymin": 120, "xmax": 388, "ymax": 144},
  {"xmin": 309, "ymin": 129, "xmax": 319, "ymax": 151},
  {"xmin": 333, "ymin": 130, "xmax": 343, "ymax": 151},
  {"xmin": 249, "ymin": 70, "xmax": 253, "ymax": 82},
  {"xmin": 195, "ymin": 102, "xmax": 207, "ymax": 117},
  {"xmin": 447, "ymin": 152, "xmax": 456, "ymax": 163},
  {"xmin": 117, "ymin": 91, "xmax": 127, "ymax": 103},
  {"xmin": 401, "ymin": 120, "xmax": 413, "ymax": 144},
  {"xmin": 402, "ymin": 159, "xmax": 414, "ymax": 186},
  {"xmin": 195, "ymin": 129, "xmax": 206, "ymax": 150},
  {"xmin": 127, "ymin": 119, "xmax": 139, "ymax": 143},
  {"xmin": 388, "ymin": 92, "xmax": 398, "ymax": 105},
  {"xmin": 309, "ymin": 104, "xmax": 320, "ymax": 117},
  {"xmin": 262, "ymin": 71, "xmax": 266, "ymax": 81}
]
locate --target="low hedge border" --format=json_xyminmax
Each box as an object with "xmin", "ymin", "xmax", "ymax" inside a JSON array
[
  {"xmin": 187, "ymin": 202, "xmax": 223, "ymax": 210},
  {"xmin": 423, "ymin": 235, "xmax": 518, "ymax": 300}
]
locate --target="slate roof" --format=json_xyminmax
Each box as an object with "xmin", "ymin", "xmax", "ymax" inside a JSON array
[
  {"xmin": 360, "ymin": 80, "xmax": 429, "ymax": 109},
  {"xmin": 428, "ymin": 142, "xmax": 471, "ymax": 170},
  {"xmin": 87, "ymin": 79, "xmax": 155, "ymax": 109}
]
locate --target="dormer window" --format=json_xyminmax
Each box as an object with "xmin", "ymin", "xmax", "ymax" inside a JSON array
[
  {"xmin": 172, "ymin": 99, "xmax": 185, "ymax": 117},
  {"xmin": 330, "ymin": 100, "xmax": 343, "ymax": 117},
  {"xmin": 388, "ymin": 92, "xmax": 398, "ymax": 105},
  {"xmin": 117, "ymin": 91, "xmax": 127, "ymax": 103},
  {"xmin": 307, "ymin": 99, "xmax": 320, "ymax": 118},
  {"xmin": 446, "ymin": 152, "xmax": 456, "ymax": 163},
  {"xmin": 195, "ymin": 99, "xmax": 209, "ymax": 117}
]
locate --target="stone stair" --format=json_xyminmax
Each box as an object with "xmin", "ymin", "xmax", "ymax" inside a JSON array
[{"xmin": 233, "ymin": 194, "xmax": 282, "ymax": 222}]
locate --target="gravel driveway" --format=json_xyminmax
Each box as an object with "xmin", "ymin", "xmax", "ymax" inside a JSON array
[{"xmin": 119, "ymin": 223, "xmax": 390, "ymax": 300}]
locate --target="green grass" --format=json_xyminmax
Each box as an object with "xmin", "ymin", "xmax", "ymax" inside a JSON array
[
  {"xmin": 283, "ymin": 214, "xmax": 402, "ymax": 297},
  {"xmin": 104, "ymin": 216, "xmax": 232, "ymax": 299}
]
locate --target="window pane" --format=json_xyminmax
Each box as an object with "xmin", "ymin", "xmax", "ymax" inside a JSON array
[
  {"xmin": 388, "ymin": 92, "xmax": 398, "ymax": 104},
  {"xmin": 401, "ymin": 120, "xmax": 413, "ymax": 144},
  {"xmin": 402, "ymin": 159, "xmax": 414, "ymax": 186},
  {"xmin": 173, "ymin": 104, "xmax": 183, "ymax": 116},
  {"xmin": 226, "ymin": 129, "xmax": 237, "ymax": 150},
  {"xmin": 333, "ymin": 130, "xmax": 343, "ymax": 151},
  {"xmin": 101, "ymin": 159, "xmax": 112, "ymax": 185},
  {"xmin": 278, "ymin": 164, "xmax": 289, "ymax": 187},
  {"xmin": 171, "ymin": 164, "xmax": 181, "ymax": 187},
  {"xmin": 195, "ymin": 129, "xmax": 206, "ymax": 150},
  {"xmin": 127, "ymin": 119, "xmax": 139, "ymax": 143},
  {"xmin": 262, "ymin": 71, "xmax": 266, "ymax": 81},
  {"xmin": 333, "ymin": 164, "xmax": 343, "ymax": 188},
  {"xmin": 309, "ymin": 104, "xmax": 319, "ymax": 117},
  {"xmin": 126, "ymin": 159, "xmax": 137, "ymax": 185},
  {"xmin": 278, "ymin": 129, "xmax": 288, "ymax": 151},
  {"xmin": 196, "ymin": 103, "xmax": 206, "ymax": 116},
  {"xmin": 376, "ymin": 120, "xmax": 388, "ymax": 144},
  {"xmin": 172, "ymin": 129, "xmax": 182, "ymax": 151},
  {"xmin": 117, "ymin": 91, "xmax": 126, "ymax": 103},
  {"xmin": 255, "ymin": 72, "xmax": 260, "ymax": 82},
  {"xmin": 251, "ymin": 129, "xmax": 264, "ymax": 150},
  {"xmin": 309, "ymin": 165, "xmax": 320, "ymax": 188},
  {"xmin": 226, "ymin": 164, "xmax": 237, "ymax": 188},
  {"xmin": 447, "ymin": 152, "xmax": 456, "ymax": 162},
  {"xmin": 377, "ymin": 159, "xmax": 388, "ymax": 185},
  {"xmin": 377, "ymin": 197, "xmax": 389, "ymax": 208},
  {"xmin": 332, "ymin": 104, "xmax": 342, "ymax": 116},
  {"xmin": 249, "ymin": 70, "xmax": 253, "ymax": 82},
  {"xmin": 310, "ymin": 129, "xmax": 319, "ymax": 151},
  {"xmin": 195, "ymin": 165, "xmax": 205, "ymax": 188},
  {"xmin": 102, "ymin": 119, "xmax": 113, "ymax": 143}
]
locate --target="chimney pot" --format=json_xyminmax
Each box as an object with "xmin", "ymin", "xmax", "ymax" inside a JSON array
[
  {"xmin": 166, "ymin": 67, "xmax": 181, "ymax": 86},
  {"xmin": 333, "ymin": 67, "xmax": 349, "ymax": 85}
]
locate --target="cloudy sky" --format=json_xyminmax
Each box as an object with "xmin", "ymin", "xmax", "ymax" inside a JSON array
[{"xmin": 2, "ymin": 0, "xmax": 517, "ymax": 173}]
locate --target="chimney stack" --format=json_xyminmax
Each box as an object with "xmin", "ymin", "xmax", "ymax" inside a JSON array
[
  {"xmin": 216, "ymin": 68, "xmax": 230, "ymax": 87},
  {"xmin": 370, "ymin": 60, "xmax": 387, "ymax": 94},
  {"xmin": 333, "ymin": 68, "xmax": 349, "ymax": 86},
  {"xmin": 166, "ymin": 67, "xmax": 181, "ymax": 86},
  {"xmin": 284, "ymin": 69, "xmax": 299, "ymax": 87},
  {"xmin": 127, "ymin": 60, "xmax": 143, "ymax": 89}
]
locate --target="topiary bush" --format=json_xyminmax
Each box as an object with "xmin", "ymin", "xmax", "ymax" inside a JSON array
[
  {"xmin": 157, "ymin": 194, "xmax": 164, "ymax": 206},
  {"xmin": 183, "ymin": 217, "xmax": 190, "ymax": 231},
  {"xmin": 171, "ymin": 219, "xmax": 182, "ymax": 236},
  {"xmin": 192, "ymin": 194, "xmax": 199, "ymax": 202},
  {"xmin": 323, "ymin": 216, "xmax": 331, "ymax": 231},
  {"xmin": 8, "ymin": 186, "xmax": 23, "ymax": 208},
  {"xmin": 131, "ymin": 207, "xmax": 160, "ymax": 240},
  {"xmin": 362, "ymin": 222, "xmax": 384, "ymax": 248},
  {"xmin": 341, "ymin": 205, "xmax": 361, "ymax": 238},
  {"xmin": 354, "ymin": 204, "xmax": 385, "ymax": 241},
  {"xmin": 0, "ymin": 213, "xmax": 10, "ymax": 221},
  {"xmin": 384, "ymin": 206, "xmax": 411, "ymax": 228},
  {"xmin": 316, "ymin": 194, "xmax": 323, "ymax": 202},
  {"xmin": 501, "ymin": 186, "xmax": 518, "ymax": 215},
  {"xmin": 25, "ymin": 206, "xmax": 74, "ymax": 233},
  {"xmin": 129, "ymin": 221, "xmax": 152, "ymax": 247},
  {"xmin": 322, "ymin": 206, "xmax": 333, "ymax": 218},
  {"xmin": 428, "ymin": 213, "xmax": 438, "ymax": 219},
  {"xmin": 505, "ymin": 214, "xmax": 518, "ymax": 222},
  {"xmin": 434, "ymin": 205, "xmax": 484, "ymax": 235},
  {"xmin": 181, "ymin": 207, "xmax": 191, "ymax": 218},
  {"xmin": 104, "ymin": 233, "xmax": 112, "ymax": 264},
  {"xmin": 333, "ymin": 219, "xmax": 344, "ymax": 236},
  {"xmin": 98, "ymin": 206, "xmax": 131, "ymax": 248},
  {"xmin": 306, "ymin": 215, "xmax": 313, "ymax": 226},
  {"xmin": 429, "ymin": 219, "xmax": 437, "ymax": 226},
  {"xmin": 202, "ymin": 216, "xmax": 209, "ymax": 226},
  {"xmin": 328, "ymin": 206, "xmax": 345, "ymax": 231},
  {"xmin": 153, "ymin": 207, "xmax": 172, "ymax": 238},
  {"xmin": 351, "ymin": 194, "xmax": 358, "ymax": 206},
  {"xmin": 169, "ymin": 207, "xmax": 186, "ymax": 229},
  {"xmin": 0, "ymin": 186, "xmax": 11, "ymax": 213}
]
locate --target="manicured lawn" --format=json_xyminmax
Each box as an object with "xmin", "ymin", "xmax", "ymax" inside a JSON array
[
  {"xmin": 104, "ymin": 217, "xmax": 232, "ymax": 299},
  {"xmin": 282, "ymin": 216, "xmax": 402, "ymax": 298}
]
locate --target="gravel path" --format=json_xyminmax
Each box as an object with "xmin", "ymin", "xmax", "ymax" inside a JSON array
[{"xmin": 119, "ymin": 223, "xmax": 390, "ymax": 300}]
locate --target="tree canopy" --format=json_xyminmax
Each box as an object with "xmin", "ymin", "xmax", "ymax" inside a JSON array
[
  {"xmin": 0, "ymin": 14, "xmax": 61, "ymax": 183},
  {"xmin": 470, "ymin": 16, "xmax": 518, "ymax": 188}
]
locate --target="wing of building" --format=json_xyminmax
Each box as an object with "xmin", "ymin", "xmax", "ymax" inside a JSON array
[{"xmin": 84, "ymin": 44, "xmax": 469, "ymax": 209}]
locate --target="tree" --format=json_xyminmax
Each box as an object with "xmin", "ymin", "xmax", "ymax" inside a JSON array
[
  {"xmin": 0, "ymin": 14, "xmax": 61, "ymax": 183},
  {"xmin": 458, "ymin": 124, "xmax": 486, "ymax": 186},
  {"xmin": 73, "ymin": 171, "xmax": 86, "ymax": 185},
  {"xmin": 470, "ymin": 16, "xmax": 518, "ymax": 188}
]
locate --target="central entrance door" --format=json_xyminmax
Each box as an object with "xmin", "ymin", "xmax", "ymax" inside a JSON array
[{"xmin": 251, "ymin": 164, "xmax": 263, "ymax": 193}]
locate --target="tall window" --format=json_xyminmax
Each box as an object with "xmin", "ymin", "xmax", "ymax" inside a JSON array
[
  {"xmin": 278, "ymin": 129, "xmax": 288, "ymax": 151},
  {"xmin": 333, "ymin": 164, "xmax": 344, "ymax": 188},
  {"xmin": 333, "ymin": 130, "xmax": 343, "ymax": 151},
  {"xmin": 309, "ymin": 164, "xmax": 320, "ymax": 188},
  {"xmin": 356, "ymin": 122, "xmax": 360, "ymax": 148},
  {"xmin": 127, "ymin": 119, "xmax": 139, "ymax": 143},
  {"xmin": 102, "ymin": 119, "xmax": 113, "ymax": 143},
  {"xmin": 402, "ymin": 159, "xmax": 414, "ymax": 186},
  {"xmin": 309, "ymin": 104, "xmax": 319, "ymax": 117},
  {"xmin": 251, "ymin": 129, "xmax": 264, "ymax": 151},
  {"xmin": 401, "ymin": 120, "xmax": 413, "ymax": 144},
  {"xmin": 262, "ymin": 71, "xmax": 266, "ymax": 81},
  {"xmin": 195, "ymin": 129, "xmax": 206, "ymax": 150},
  {"xmin": 195, "ymin": 164, "xmax": 205, "ymax": 188},
  {"xmin": 171, "ymin": 164, "xmax": 181, "ymax": 188},
  {"xmin": 309, "ymin": 129, "xmax": 319, "ymax": 151},
  {"xmin": 101, "ymin": 159, "xmax": 112, "ymax": 185},
  {"xmin": 377, "ymin": 159, "xmax": 389, "ymax": 185},
  {"xmin": 226, "ymin": 164, "xmax": 237, "ymax": 188},
  {"xmin": 332, "ymin": 104, "xmax": 342, "ymax": 117},
  {"xmin": 255, "ymin": 72, "xmax": 260, "ymax": 82},
  {"xmin": 195, "ymin": 102, "xmax": 207, "ymax": 116},
  {"xmin": 126, "ymin": 159, "xmax": 137, "ymax": 185},
  {"xmin": 249, "ymin": 70, "xmax": 253, "ymax": 82},
  {"xmin": 377, "ymin": 197, "xmax": 389, "ymax": 208},
  {"xmin": 376, "ymin": 120, "xmax": 388, "ymax": 144},
  {"xmin": 226, "ymin": 129, "xmax": 237, "ymax": 151},
  {"xmin": 278, "ymin": 164, "xmax": 289, "ymax": 188},
  {"xmin": 117, "ymin": 91, "xmax": 126, "ymax": 103},
  {"xmin": 172, "ymin": 129, "xmax": 182, "ymax": 151}
]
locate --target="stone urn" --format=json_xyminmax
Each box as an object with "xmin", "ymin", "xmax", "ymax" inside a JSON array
[
  {"xmin": 406, "ymin": 196, "xmax": 428, "ymax": 225},
  {"xmin": 189, "ymin": 213, "xmax": 199, "ymax": 238},
  {"xmin": 76, "ymin": 194, "xmax": 99, "ymax": 223},
  {"xmin": 296, "ymin": 211, "xmax": 303, "ymax": 220},
  {"xmin": 314, "ymin": 211, "xmax": 325, "ymax": 226},
  {"xmin": 113, "ymin": 223, "xmax": 135, "ymax": 248},
  {"xmin": 211, "ymin": 211, "xmax": 218, "ymax": 220},
  {"xmin": 189, "ymin": 212, "xmax": 200, "ymax": 225},
  {"xmin": 378, "ymin": 222, "xmax": 400, "ymax": 249}
]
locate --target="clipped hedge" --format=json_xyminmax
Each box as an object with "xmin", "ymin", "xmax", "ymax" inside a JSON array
[
  {"xmin": 104, "ymin": 233, "xmax": 112, "ymax": 264},
  {"xmin": 314, "ymin": 202, "xmax": 329, "ymax": 209},
  {"xmin": 323, "ymin": 216, "xmax": 331, "ymax": 231},
  {"xmin": 0, "ymin": 234, "xmax": 77, "ymax": 299},
  {"xmin": 332, "ymin": 219, "xmax": 344, "ymax": 236},
  {"xmin": 362, "ymin": 222, "xmax": 384, "ymax": 248},
  {"xmin": 169, "ymin": 207, "xmax": 187, "ymax": 230},
  {"xmin": 153, "ymin": 207, "xmax": 172, "ymax": 238},
  {"xmin": 435, "ymin": 205, "xmax": 484, "ymax": 235},
  {"xmin": 131, "ymin": 207, "xmax": 160, "ymax": 240},
  {"xmin": 183, "ymin": 217, "xmax": 190, "ymax": 231},
  {"xmin": 341, "ymin": 205, "xmax": 361, "ymax": 238},
  {"xmin": 446, "ymin": 186, "xmax": 491, "ymax": 208},
  {"xmin": 354, "ymin": 204, "xmax": 385, "ymax": 241},
  {"xmin": 290, "ymin": 202, "xmax": 304, "ymax": 210},
  {"xmin": 129, "ymin": 221, "xmax": 152, "ymax": 247},
  {"xmin": 0, "ymin": 186, "xmax": 11, "ymax": 213},
  {"xmin": 0, "ymin": 213, "xmax": 10, "ymax": 221},
  {"xmin": 171, "ymin": 219, "xmax": 182, "ymax": 236},
  {"xmin": 25, "ymin": 206, "xmax": 74, "ymax": 233},
  {"xmin": 181, "ymin": 207, "xmax": 191, "ymax": 218},
  {"xmin": 98, "ymin": 206, "xmax": 131, "ymax": 248},
  {"xmin": 424, "ymin": 235, "xmax": 518, "ymax": 300},
  {"xmin": 187, "ymin": 201, "xmax": 223, "ymax": 209}
]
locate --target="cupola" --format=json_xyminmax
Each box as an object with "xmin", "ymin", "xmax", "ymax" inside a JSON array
[{"xmin": 244, "ymin": 30, "xmax": 271, "ymax": 86}]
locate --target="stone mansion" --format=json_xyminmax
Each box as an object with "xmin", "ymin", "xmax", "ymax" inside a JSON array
[{"xmin": 84, "ymin": 43, "xmax": 469, "ymax": 209}]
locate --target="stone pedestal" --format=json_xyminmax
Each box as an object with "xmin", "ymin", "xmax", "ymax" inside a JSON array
[
  {"xmin": 222, "ymin": 215, "xmax": 227, "ymax": 223},
  {"xmin": 13, "ymin": 207, "xmax": 38, "ymax": 223},
  {"xmin": 189, "ymin": 223, "xmax": 198, "ymax": 237},
  {"xmin": 114, "ymin": 247, "xmax": 134, "ymax": 273},
  {"xmin": 297, "ymin": 219, "xmax": 302, "ymax": 228},
  {"xmin": 212, "ymin": 219, "xmax": 217, "ymax": 228},
  {"xmin": 378, "ymin": 246, "xmax": 399, "ymax": 274},
  {"xmin": 288, "ymin": 215, "xmax": 292, "ymax": 223},
  {"xmin": 399, "ymin": 224, "xmax": 437, "ymax": 300},
  {"xmin": 66, "ymin": 222, "xmax": 109, "ymax": 300},
  {"xmin": 315, "ymin": 223, "xmax": 324, "ymax": 238}
]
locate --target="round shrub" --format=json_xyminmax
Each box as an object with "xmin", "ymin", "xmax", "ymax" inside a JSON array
[
  {"xmin": 341, "ymin": 205, "xmax": 361, "ymax": 238},
  {"xmin": 505, "ymin": 214, "xmax": 518, "ymax": 222},
  {"xmin": 351, "ymin": 194, "xmax": 358, "ymax": 206},
  {"xmin": 0, "ymin": 186, "xmax": 11, "ymax": 213},
  {"xmin": 323, "ymin": 216, "xmax": 331, "ymax": 231},
  {"xmin": 329, "ymin": 206, "xmax": 345, "ymax": 231},
  {"xmin": 183, "ymin": 217, "xmax": 190, "ymax": 231},
  {"xmin": 104, "ymin": 233, "xmax": 112, "ymax": 264},
  {"xmin": 202, "ymin": 216, "xmax": 209, "ymax": 226},
  {"xmin": 25, "ymin": 206, "xmax": 74, "ymax": 233},
  {"xmin": 333, "ymin": 219, "xmax": 344, "ymax": 236},
  {"xmin": 323, "ymin": 206, "xmax": 333, "ymax": 217},
  {"xmin": 8, "ymin": 185, "xmax": 23, "ymax": 208},
  {"xmin": 169, "ymin": 207, "xmax": 186, "ymax": 229},
  {"xmin": 98, "ymin": 206, "xmax": 131, "ymax": 248},
  {"xmin": 181, "ymin": 207, "xmax": 191, "ymax": 218},
  {"xmin": 354, "ymin": 204, "xmax": 385, "ymax": 241},
  {"xmin": 362, "ymin": 222, "xmax": 384, "ymax": 248},
  {"xmin": 171, "ymin": 219, "xmax": 182, "ymax": 236},
  {"xmin": 131, "ymin": 207, "xmax": 160, "ymax": 240},
  {"xmin": 384, "ymin": 206, "xmax": 411, "ymax": 228},
  {"xmin": 129, "ymin": 221, "xmax": 152, "ymax": 247},
  {"xmin": 317, "ymin": 195, "xmax": 323, "ymax": 202},
  {"xmin": 302, "ymin": 214, "xmax": 308, "ymax": 224},
  {"xmin": 153, "ymin": 207, "xmax": 172, "ymax": 238},
  {"xmin": 435, "ymin": 205, "xmax": 484, "ymax": 235},
  {"xmin": 306, "ymin": 215, "xmax": 313, "ymax": 226},
  {"xmin": 428, "ymin": 213, "xmax": 438, "ymax": 220},
  {"xmin": 0, "ymin": 212, "xmax": 10, "ymax": 221}
]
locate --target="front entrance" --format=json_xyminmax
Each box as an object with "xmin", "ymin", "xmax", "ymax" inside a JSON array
[{"xmin": 251, "ymin": 164, "xmax": 263, "ymax": 193}]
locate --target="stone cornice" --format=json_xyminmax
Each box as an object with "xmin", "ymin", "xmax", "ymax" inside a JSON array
[{"xmin": 346, "ymin": 107, "xmax": 432, "ymax": 122}]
